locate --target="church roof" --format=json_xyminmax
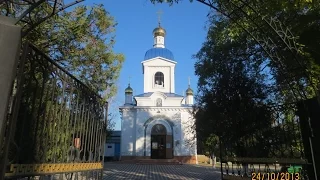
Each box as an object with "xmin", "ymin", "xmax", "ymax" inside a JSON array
[
  {"xmin": 186, "ymin": 87, "xmax": 193, "ymax": 95},
  {"xmin": 135, "ymin": 92, "xmax": 184, "ymax": 98},
  {"xmin": 125, "ymin": 84, "xmax": 133, "ymax": 93},
  {"xmin": 144, "ymin": 48, "xmax": 174, "ymax": 60}
]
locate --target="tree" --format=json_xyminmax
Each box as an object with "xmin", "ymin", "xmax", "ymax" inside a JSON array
[
  {"xmin": 193, "ymin": 17, "xmax": 275, "ymax": 158},
  {"xmin": 203, "ymin": 134, "xmax": 219, "ymax": 160},
  {"xmin": 1, "ymin": 3, "xmax": 123, "ymax": 164},
  {"xmin": 1, "ymin": 3, "xmax": 124, "ymax": 100},
  {"xmin": 152, "ymin": 0, "xmax": 315, "ymax": 160},
  {"xmin": 151, "ymin": 0, "xmax": 320, "ymax": 101}
]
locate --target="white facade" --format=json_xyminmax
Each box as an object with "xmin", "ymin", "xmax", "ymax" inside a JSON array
[
  {"xmin": 186, "ymin": 94, "xmax": 194, "ymax": 105},
  {"xmin": 119, "ymin": 107, "xmax": 196, "ymax": 157},
  {"xmin": 142, "ymin": 58, "xmax": 176, "ymax": 93},
  {"xmin": 119, "ymin": 23, "xmax": 196, "ymax": 161},
  {"xmin": 154, "ymin": 36, "xmax": 164, "ymax": 48}
]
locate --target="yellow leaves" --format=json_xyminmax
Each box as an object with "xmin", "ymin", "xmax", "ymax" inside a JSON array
[{"xmin": 75, "ymin": 5, "xmax": 87, "ymax": 15}]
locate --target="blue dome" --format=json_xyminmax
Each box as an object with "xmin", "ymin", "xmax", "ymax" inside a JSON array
[{"xmin": 144, "ymin": 48, "xmax": 174, "ymax": 60}]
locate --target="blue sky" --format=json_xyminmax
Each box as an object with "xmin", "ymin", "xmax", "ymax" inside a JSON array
[{"xmin": 81, "ymin": 0, "xmax": 210, "ymax": 130}]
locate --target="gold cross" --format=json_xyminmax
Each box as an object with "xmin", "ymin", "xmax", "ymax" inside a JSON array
[
  {"xmin": 156, "ymin": 10, "xmax": 163, "ymax": 25},
  {"xmin": 188, "ymin": 76, "xmax": 191, "ymax": 86},
  {"xmin": 128, "ymin": 76, "xmax": 131, "ymax": 84}
]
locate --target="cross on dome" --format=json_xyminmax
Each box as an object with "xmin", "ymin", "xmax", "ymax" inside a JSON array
[
  {"xmin": 156, "ymin": 10, "xmax": 163, "ymax": 26},
  {"xmin": 186, "ymin": 76, "xmax": 193, "ymax": 96}
]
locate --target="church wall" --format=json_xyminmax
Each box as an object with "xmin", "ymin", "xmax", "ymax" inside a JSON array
[
  {"xmin": 180, "ymin": 111, "xmax": 197, "ymax": 156},
  {"xmin": 135, "ymin": 97, "xmax": 182, "ymax": 107},
  {"xmin": 149, "ymin": 66, "xmax": 171, "ymax": 93},
  {"xmin": 161, "ymin": 98, "xmax": 183, "ymax": 107},
  {"xmin": 136, "ymin": 98, "xmax": 152, "ymax": 106},
  {"xmin": 134, "ymin": 110, "xmax": 150, "ymax": 156},
  {"xmin": 120, "ymin": 109, "xmax": 137, "ymax": 157},
  {"xmin": 120, "ymin": 107, "xmax": 197, "ymax": 163},
  {"xmin": 142, "ymin": 58, "xmax": 176, "ymax": 93},
  {"xmin": 133, "ymin": 108, "xmax": 183, "ymax": 156}
]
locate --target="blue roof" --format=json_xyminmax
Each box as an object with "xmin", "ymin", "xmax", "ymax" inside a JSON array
[
  {"xmin": 144, "ymin": 48, "xmax": 174, "ymax": 60},
  {"xmin": 135, "ymin": 92, "xmax": 184, "ymax": 98}
]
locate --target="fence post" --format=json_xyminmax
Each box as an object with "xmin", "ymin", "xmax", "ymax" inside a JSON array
[
  {"xmin": 297, "ymin": 99, "xmax": 319, "ymax": 180},
  {"xmin": 0, "ymin": 16, "xmax": 21, "ymax": 179},
  {"xmin": 219, "ymin": 136, "xmax": 223, "ymax": 180},
  {"xmin": 99, "ymin": 102, "xmax": 108, "ymax": 179}
]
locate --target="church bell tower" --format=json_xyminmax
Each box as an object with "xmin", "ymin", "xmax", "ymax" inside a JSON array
[{"xmin": 141, "ymin": 10, "xmax": 177, "ymax": 94}]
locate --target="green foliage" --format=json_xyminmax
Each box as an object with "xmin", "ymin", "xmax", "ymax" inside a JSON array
[
  {"xmin": 151, "ymin": 0, "xmax": 320, "ymax": 100},
  {"xmin": 150, "ymin": 0, "xmax": 193, "ymax": 5},
  {"xmin": 2, "ymin": 4, "xmax": 121, "ymax": 160},
  {"xmin": 193, "ymin": 7, "xmax": 309, "ymax": 158},
  {"xmin": 1, "ymin": 3, "xmax": 124, "ymax": 100},
  {"xmin": 194, "ymin": 28, "xmax": 274, "ymax": 157},
  {"xmin": 10, "ymin": 55, "xmax": 107, "ymax": 163},
  {"xmin": 152, "ymin": 0, "xmax": 317, "ymax": 159},
  {"xmin": 202, "ymin": 134, "xmax": 219, "ymax": 158}
]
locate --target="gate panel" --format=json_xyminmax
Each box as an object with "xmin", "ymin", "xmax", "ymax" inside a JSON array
[
  {"xmin": 297, "ymin": 98, "xmax": 320, "ymax": 180},
  {"xmin": 2, "ymin": 43, "xmax": 107, "ymax": 179},
  {"xmin": 219, "ymin": 103, "xmax": 312, "ymax": 179},
  {"xmin": 166, "ymin": 135, "xmax": 173, "ymax": 159}
]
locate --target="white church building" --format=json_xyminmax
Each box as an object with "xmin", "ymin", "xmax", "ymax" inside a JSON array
[{"xmin": 119, "ymin": 21, "xmax": 197, "ymax": 164}]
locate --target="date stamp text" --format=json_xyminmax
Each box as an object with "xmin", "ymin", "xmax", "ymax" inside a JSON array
[{"xmin": 251, "ymin": 172, "xmax": 300, "ymax": 180}]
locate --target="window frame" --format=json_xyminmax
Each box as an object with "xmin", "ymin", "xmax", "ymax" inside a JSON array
[{"xmin": 154, "ymin": 71, "xmax": 164, "ymax": 88}]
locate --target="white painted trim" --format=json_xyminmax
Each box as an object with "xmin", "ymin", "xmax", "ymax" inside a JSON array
[
  {"xmin": 141, "ymin": 57, "xmax": 177, "ymax": 64},
  {"xmin": 145, "ymin": 119, "xmax": 173, "ymax": 156},
  {"xmin": 119, "ymin": 106, "xmax": 193, "ymax": 110}
]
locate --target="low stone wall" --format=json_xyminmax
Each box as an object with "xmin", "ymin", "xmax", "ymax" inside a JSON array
[
  {"xmin": 17, "ymin": 171, "xmax": 102, "ymax": 180},
  {"xmin": 173, "ymin": 156, "xmax": 197, "ymax": 164},
  {"xmin": 197, "ymin": 155, "xmax": 211, "ymax": 164}
]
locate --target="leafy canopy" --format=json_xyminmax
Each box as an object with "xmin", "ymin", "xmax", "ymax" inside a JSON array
[
  {"xmin": 1, "ymin": 3, "xmax": 125, "ymax": 101},
  {"xmin": 149, "ymin": 0, "xmax": 316, "ymax": 158}
]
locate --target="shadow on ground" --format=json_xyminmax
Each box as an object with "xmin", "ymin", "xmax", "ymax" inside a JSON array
[{"xmin": 103, "ymin": 163, "xmax": 221, "ymax": 180}]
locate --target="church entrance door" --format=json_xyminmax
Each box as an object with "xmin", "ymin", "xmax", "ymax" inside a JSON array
[
  {"xmin": 150, "ymin": 124, "xmax": 172, "ymax": 159},
  {"xmin": 151, "ymin": 135, "xmax": 166, "ymax": 159}
]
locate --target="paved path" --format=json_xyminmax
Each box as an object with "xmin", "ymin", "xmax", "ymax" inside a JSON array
[{"xmin": 103, "ymin": 163, "xmax": 221, "ymax": 180}]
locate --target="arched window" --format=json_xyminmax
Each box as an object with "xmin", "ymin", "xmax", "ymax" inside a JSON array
[
  {"xmin": 151, "ymin": 124, "xmax": 167, "ymax": 135},
  {"xmin": 154, "ymin": 72, "xmax": 164, "ymax": 87},
  {"xmin": 156, "ymin": 98, "xmax": 162, "ymax": 107}
]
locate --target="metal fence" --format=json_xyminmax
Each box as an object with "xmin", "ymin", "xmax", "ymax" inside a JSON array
[
  {"xmin": 1, "ymin": 43, "xmax": 107, "ymax": 179},
  {"xmin": 219, "ymin": 103, "xmax": 314, "ymax": 180}
]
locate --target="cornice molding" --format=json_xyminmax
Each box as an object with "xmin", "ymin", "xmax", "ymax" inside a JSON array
[
  {"xmin": 119, "ymin": 108, "xmax": 133, "ymax": 112},
  {"xmin": 149, "ymin": 66, "xmax": 170, "ymax": 69},
  {"xmin": 138, "ymin": 108, "xmax": 192, "ymax": 112},
  {"xmin": 120, "ymin": 106, "xmax": 192, "ymax": 109},
  {"xmin": 141, "ymin": 57, "xmax": 177, "ymax": 64}
]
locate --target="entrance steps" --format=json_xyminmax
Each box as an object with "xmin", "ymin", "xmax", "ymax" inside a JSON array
[{"xmin": 136, "ymin": 159, "xmax": 182, "ymax": 165}]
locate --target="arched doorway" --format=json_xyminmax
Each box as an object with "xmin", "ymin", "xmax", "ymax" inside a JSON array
[{"xmin": 151, "ymin": 124, "xmax": 172, "ymax": 159}]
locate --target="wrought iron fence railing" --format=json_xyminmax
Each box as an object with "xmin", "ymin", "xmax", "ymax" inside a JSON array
[
  {"xmin": 218, "ymin": 103, "xmax": 313, "ymax": 180},
  {"xmin": 1, "ymin": 43, "xmax": 107, "ymax": 179}
]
